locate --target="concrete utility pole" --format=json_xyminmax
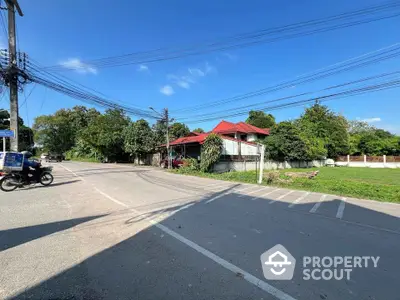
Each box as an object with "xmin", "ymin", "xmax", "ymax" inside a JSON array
[
  {"xmin": 5, "ymin": 0, "xmax": 23, "ymax": 152},
  {"xmin": 164, "ymin": 108, "xmax": 171, "ymax": 169},
  {"xmin": 258, "ymin": 144, "xmax": 265, "ymax": 184},
  {"xmin": 150, "ymin": 107, "xmax": 174, "ymax": 169}
]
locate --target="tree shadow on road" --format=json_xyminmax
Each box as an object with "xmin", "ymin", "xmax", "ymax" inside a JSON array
[
  {"xmin": 8, "ymin": 180, "xmax": 400, "ymax": 300},
  {"xmin": 0, "ymin": 215, "xmax": 107, "ymax": 252}
]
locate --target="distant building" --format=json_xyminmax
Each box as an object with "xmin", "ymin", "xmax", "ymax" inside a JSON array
[{"xmin": 164, "ymin": 120, "xmax": 270, "ymax": 159}]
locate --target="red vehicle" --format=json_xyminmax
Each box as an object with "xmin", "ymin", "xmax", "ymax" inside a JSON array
[{"xmin": 160, "ymin": 155, "xmax": 185, "ymax": 169}]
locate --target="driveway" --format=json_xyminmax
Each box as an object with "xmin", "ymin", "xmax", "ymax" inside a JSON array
[{"xmin": 0, "ymin": 161, "xmax": 399, "ymax": 300}]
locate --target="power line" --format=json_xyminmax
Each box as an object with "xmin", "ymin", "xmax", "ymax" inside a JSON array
[
  {"xmin": 182, "ymin": 73, "xmax": 400, "ymax": 124},
  {"xmin": 174, "ymin": 43, "xmax": 400, "ymax": 116},
  {"xmin": 43, "ymin": 1, "xmax": 400, "ymax": 71},
  {"xmin": 19, "ymin": 82, "xmax": 35, "ymax": 109},
  {"xmin": 26, "ymin": 63, "xmax": 161, "ymax": 120}
]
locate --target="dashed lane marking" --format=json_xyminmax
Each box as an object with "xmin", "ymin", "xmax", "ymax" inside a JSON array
[
  {"xmin": 251, "ymin": 188, "xmax": 280, "ymax": 201},
  {"xmin": 237, "ymin": 187, "xmax": 269, "ymax": 198},
  {"xmin": 336, "ymin": 198, "xmax": 347, "ymax": 219},
  {"xmin": 288, "ymin": 192, "xmax": 310, "ymax": 208},
  {"xmin": 309, "ymin": 194, "xmax": 327, "ymax": 213},
  {"xmin": 269, "ymin": 190, "xmax": 294, "ymax": 204}
]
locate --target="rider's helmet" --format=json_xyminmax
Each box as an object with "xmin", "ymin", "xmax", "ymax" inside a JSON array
[{"xmin": 21, "ymin": 151, "xmax": 33, "ymax": 159}]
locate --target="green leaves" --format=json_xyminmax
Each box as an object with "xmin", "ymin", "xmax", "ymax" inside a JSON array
[
  {"xmin": 200, "ymin": 133, "xmax": 222, "ymax": 172},
  {"xmin": 246, "ymin": 110, "xmax": 275, "ymax": 128},
  {"xmin": 123, "ymin": 119, "xmax": 155, "ymax": 156}
]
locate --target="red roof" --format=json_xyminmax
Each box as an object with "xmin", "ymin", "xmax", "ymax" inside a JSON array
[
  {"xmin": 212, "ymin": 120, "xmax": 270, "ymax": 135},
  {"xmin": 169, "ymin": 133, "xmax": 209, "ymax": 146}
]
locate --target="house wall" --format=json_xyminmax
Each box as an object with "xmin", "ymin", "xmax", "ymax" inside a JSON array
[
  {"xmin": 221, "ymin": 139, "xmax": 239, "ymax": 155},
  {"xmin": 221, "ymin": 139, "xmax": 259, "ymax": 156}
]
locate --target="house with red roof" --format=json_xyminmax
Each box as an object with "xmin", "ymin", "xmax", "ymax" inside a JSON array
[{"xmin": 166, "ymin": 120, "xmax": 270, "ymax": 160}]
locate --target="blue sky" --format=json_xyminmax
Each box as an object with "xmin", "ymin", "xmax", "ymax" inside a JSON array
[{"xmin": 0, "ymin": 0, "xmax": 399, "ymax": 133}]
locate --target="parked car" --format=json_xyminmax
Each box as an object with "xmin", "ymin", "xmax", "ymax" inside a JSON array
[
  {"xmin": 160, "ymin": 155, "xmax": 185, "ymax": 169},
  {"xmin": 43, "ymin": 153, "xmax": 65, "ymax": 163}
]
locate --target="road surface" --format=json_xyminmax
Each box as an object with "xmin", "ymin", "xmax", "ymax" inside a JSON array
[{"xmin": 0, "ymin": 162, "xmax": 399, "ymax": 300}]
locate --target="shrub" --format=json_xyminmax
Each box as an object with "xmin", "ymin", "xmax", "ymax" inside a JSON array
[
  {"xmin": 200, "ymin": 133, "xmax": 223, "ymax": 172},
  {"xmin": 180, "ymin": 158, "xmax": 199, "ymax": 171}
]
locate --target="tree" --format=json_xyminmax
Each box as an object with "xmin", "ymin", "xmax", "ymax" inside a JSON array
[
  {"xmin": 169, "ymin": 122, "xmax": 190, "ymax": 140},
  {"xmin": 80, "ymin": 109, "xmax": 130, "ymax": 161},
  {"xmin": 123, "ymin": 119, "xmax": 155, "ymax": 159},
  {"xmin": 1, "ymin": 109, "xmax": 34, "ymax": 151},
  {"xmin": 192, "ymin": 128, "xmax": 205, "ymax": 133},
  {"xmin": 296, "ymin": 104, "xmax": 349, "ymax": 158},
  {"xmin": 33, "ymin": 106, "xmax": 101, "ymax": 154},
  {"xmin": 262, "ymin": 121, "xmax": 326, "ymax": 161},
  {"xmin": 246, "ymin": 110, "xmax": 275, "ymax": 128}
]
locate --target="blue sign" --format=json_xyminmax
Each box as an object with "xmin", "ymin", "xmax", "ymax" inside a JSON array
[{"xmin": 0, "ymin": 130, "xmax": 15, "ymax": 138}]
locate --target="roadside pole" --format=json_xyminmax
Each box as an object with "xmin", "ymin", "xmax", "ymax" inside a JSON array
[
  {"xmin": 258, "ymin": 144, "xmax": 265, "ymax": 184},
  {"xmin": 2, "ymin": 137, "xmax": 5, "ymax": 152},
  {"xmin": 5, "ymin": 0, "xmax": 23, "ymax": 152},
  {"xmin": 165, "ymin": 108, "xmax": 171, "ymax": 169}
]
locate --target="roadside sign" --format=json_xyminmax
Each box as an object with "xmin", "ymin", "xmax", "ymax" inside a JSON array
[{"xmin": 0, "ymin": 130, "xmax": 15, "ymax": 138}]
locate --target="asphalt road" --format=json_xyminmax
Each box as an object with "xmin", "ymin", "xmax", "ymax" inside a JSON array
[{"xmin": 0, "ymin": 162, "xmax": 399, "ymax": 300}]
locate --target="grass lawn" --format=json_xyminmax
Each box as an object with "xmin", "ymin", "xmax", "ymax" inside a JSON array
[{"xmin": 173, "ymin": 167, "xmax": 400, "ymax": 203}]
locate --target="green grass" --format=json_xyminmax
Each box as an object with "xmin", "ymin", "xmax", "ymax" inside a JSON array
[{"xmin": 173, "ymin": 167, "xmax": 400, "ymax": 203}]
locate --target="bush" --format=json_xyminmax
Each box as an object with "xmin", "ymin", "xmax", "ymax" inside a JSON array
[
  {"xmin": 180, "ymin": 158, "xmax": 199, "ymax": 171},
  {"xmin": 200, "ymin": 134, "xmax": 223, "ymax": 172}
]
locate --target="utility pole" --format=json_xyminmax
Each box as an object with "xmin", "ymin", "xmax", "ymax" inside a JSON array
[
  {"xmin": 164, "ymin": 108, "xmax": 171, "ymax": 169},
  {"xmin": 5, "ymin": 0, "xmax": 23, "ymax": 152},
  {"xmin": 149, "ymin": 107, "xmax": 174, "ymax": 169}
]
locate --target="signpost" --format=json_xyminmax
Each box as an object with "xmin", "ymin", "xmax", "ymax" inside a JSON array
[{"xmin": 0, "ymin": 130, "xmax": 15, "ymax": 152}]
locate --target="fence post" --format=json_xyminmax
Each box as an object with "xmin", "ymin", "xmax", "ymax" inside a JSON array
[
  {"xmin": 347, "ymin": 155, "xmax": 350, "ymax": 165},
  {"xmin": 383, "ymin": 155, "xmax": 386, "ymax": 167},
  {"xmin": 364, "ymin": 155, "xmax": 367, "ymax": 166}
]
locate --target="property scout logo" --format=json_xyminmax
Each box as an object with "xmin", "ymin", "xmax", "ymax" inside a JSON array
[{"xmin": 260, "ymin": 244, "xmax": 380, "ymax": 281}]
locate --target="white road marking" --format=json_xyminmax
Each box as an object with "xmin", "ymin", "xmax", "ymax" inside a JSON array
[
  {"xmin": 251, "ymin": 188, "xmax": 280, "ymax": 201},
  {"xmin": 310, "ymin": 194, "xmax": 327, "ymax": 213},
  {"xmin": 206, "ymin": 190, "xmax": 231, "ymax": 204},
  {"xmin": 269, "ymin": 190, "xmax": 294, "ymax": 204},
  {"xmin": 238, "ymin": 187, "xmax": 268, "ymax": 198},
  {"xmin": 61, "ymin": 163, "xmax": 298, "ymax": 300},
  {"xmin": 173, "ymin": 203, "xmax": 195, "ymax": 213},
  {"xmin": 233, "ymin": 185, "xmax": 254, "ymax": 193},
  {"xmin": 288, "ymin": 192, "xmax": 310, "ymax": 208},
  {"xmin": 336, "ymin": 198, "xmax": 347, "ymax": 219},
  {"xmin": 94, "ymin": 187, "xmax": 297, "ymax": 300}
]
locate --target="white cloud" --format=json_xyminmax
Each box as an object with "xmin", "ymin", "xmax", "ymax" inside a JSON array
[
  {"xmin": 60, "ymin": 58, "xmax": 97, "ymax": 74},
  {"xmin": 160, "ymin": 85, "xmax": 174, "ymax": 96},
  {"xmin": 137, "ymin": 64, "xmax": 149, "ymax": 72},
  {"xmin": 188, "ymin": 68, "xmax": 205, "ymax": 77},
  {"xmin": 360, "ymin": 117, "xmax": 381, "ymax": 123},
  {"xmin": 176, "ymin": 80, "xmax": 190, "ymax": 89}
]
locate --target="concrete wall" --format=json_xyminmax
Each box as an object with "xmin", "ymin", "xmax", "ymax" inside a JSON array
[
  {"xmin": 335, "ymin": 161, "xmax": 400, "ymax": 168},
  {"xmin": 213, "ymin": 159, "xmax": 327, "ymax": 173}
]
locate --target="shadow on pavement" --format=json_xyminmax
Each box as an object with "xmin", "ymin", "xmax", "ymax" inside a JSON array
[
  {"xmin": 0, "ymin": 215, "xmax": 107, "ymax": 252},
  {"xmin": 9, "ymin": 180, "xmax": 400, "ymax": 300}
]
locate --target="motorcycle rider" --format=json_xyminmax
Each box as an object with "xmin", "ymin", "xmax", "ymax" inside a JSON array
[{"xmin": 21, "ymin": 151, "xmax": 40, "ymax": 183}]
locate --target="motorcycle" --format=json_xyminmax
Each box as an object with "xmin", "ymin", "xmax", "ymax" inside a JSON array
[{"xmin": 0, "ymin": 165, "xmax": 54, "ymax": 192}]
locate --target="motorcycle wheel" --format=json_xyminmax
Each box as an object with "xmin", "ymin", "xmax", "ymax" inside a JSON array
[
  {"xmin": 40, "ymin": 172, "xmax": 54, "ymax": 186},
  {"xmin": 0, "ymin": 176, "xmax": 18, "ymax": 192}
]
